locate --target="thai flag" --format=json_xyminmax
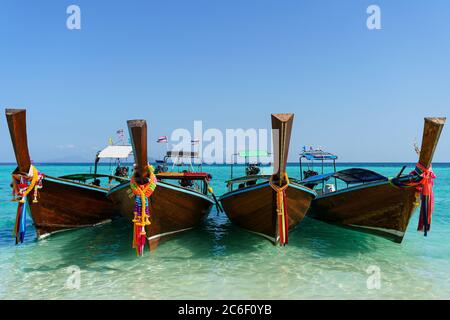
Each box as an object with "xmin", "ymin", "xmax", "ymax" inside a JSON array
[{"xmin": 157, "ymin": 136, "xmax": 168, "ymax": 143}]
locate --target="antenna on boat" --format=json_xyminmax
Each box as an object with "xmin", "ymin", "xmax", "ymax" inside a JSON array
[
  {"xmin": 5, "ymin": 109, "xmax": 32, "ymax": 173},
  {"xmin": 418, "ymin": 117, "xmax": 446, "ymax": 168},
  {"xmin": 271, "ymin": 113, "xmax": 294, "ymax": 184},
  {"xmin": 127, "ymin": 119, "xmax": 148, "ymax": 184}
]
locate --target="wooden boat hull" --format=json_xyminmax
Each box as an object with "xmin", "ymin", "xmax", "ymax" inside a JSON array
[
  {"xmin": 108, "ymin": 182, "xmax": 214, "ymax": 247},
  {"xmin": 25, "ymin": 176, "xmax": 119, "ymax": 239},
  {"xmin": 308, "ymin": 181, "xmax": 418, "ymax": 243},
  {"xmin": 220, "ymin": 182, "xmax": 316, "ymax": 243}
]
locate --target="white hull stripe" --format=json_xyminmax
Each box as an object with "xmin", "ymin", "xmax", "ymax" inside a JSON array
[
  {"xmin": 348, "ymin": 224, "xmax": 405, "ymax": 237},
  {"xmin": 147, "ymin": 227, "xmax": 194, "ymax": 241},
  {"xmin": 36, "ymin": 219, "xmax": 113, "ymax": 241},
  {"xmin": 246, "ymin": 229, "xmax": 278, "ymax": 243}
]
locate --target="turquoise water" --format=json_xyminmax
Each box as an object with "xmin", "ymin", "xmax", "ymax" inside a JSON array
[{"xmin": 0, "ymin": 163, "xmax": 449, "ymax": 300}]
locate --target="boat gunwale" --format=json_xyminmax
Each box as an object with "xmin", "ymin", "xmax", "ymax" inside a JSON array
[
  {"xmin": 108, "ymin": 179, "xmax": 216, "ymax": 204},
  {"xmin": 219, "ymin": 180, "xmax": 317, "ymax": 201},
  {"xmin": 312, "ymin": 174, "xmax": 419, "ymax": 201},
  {"xmin": 43, "ymin": 175, "xmax": 112, "ymax": 193}
]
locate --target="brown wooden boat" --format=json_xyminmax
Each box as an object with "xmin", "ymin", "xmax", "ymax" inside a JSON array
[
  {"xmin": 301, "ymin": 117, "xmax": 446, "ymax": 243},
  {"xmin": 5, "ymin": 109, "xmax": 122, "ymax": 241},
  {"xmin": 107, "ymin": 119, "xmax": 215, "ymax": 250},
  {"xmin": 219, "ymin": 114, "xmax": 317, "ymax": 245}
]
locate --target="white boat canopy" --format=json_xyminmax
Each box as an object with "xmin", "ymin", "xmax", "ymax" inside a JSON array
[{"xmin": 98, "ymin": 145, "xmax": 133, "ymax": 159}]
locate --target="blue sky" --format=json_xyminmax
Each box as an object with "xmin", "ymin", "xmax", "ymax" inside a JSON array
[{"xmin": 0, "ymin": 0, "xmax": 449, "ymax": 163}]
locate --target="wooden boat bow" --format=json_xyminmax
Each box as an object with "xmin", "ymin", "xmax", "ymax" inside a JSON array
[{"xmin": 5, "ymin": 108, "xmax": 120, "ymax": 242}]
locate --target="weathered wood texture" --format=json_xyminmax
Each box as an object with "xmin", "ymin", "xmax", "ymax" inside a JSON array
[
  {"xmin": 220, "ymin": 183, "xmax": 315, "ymax": 242},
  {"xmin": 308, "ymin": 182, "xmax": 418, "ymax": 243},
  {"xmin": 111, "ymin": 119, "xmax": 213, "ymax": 248},
  {"xmin": 127, "ymin": 120, "xmax": 148, "ymax": 183},
  {"xmin": 109, "ymin": 183, "xmax": 213, "ymax": 246},
  {"xmin": 419, "ymin": 117, "xmax": 446, "ymax": 168},
  {"xmin": 27, "ymin": 178, "xmax": 119, "ymax": 238},
  {"xmin": 271, "ymin": 113, "xmax": 294, "ymax": 181},
  {"xmin": 308, "ymin": 117, "xmax": 446, "ymax": 243},
  {"xmin": 6, "ymin": 108, "xmax": 120, "ymax": 239},
  {"xmin": 5, "ymin": 109, "xmax": 31, "ymax": 172}
]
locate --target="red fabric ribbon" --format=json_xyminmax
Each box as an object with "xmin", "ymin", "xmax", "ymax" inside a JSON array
[
  {"xmin": 410, "ymin": 163, "xmax": 436, "ymax": 234},
  {"xmin": 282, "ymin": 189, "xmax": 289, "ymax": 245}
]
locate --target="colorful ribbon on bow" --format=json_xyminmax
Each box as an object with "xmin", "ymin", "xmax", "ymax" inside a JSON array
[
  {"xmin": 270, "ymin": 173, "xmax": 290, "ymax": 246},
  {"xmin": 130, "ymin": 165, "xmax": 157, "ymax": 256},
  {"xmin": 413, "ymin": 163, "xmax": 436, "ymax": 236},
  {"xmin": 11, "ymin": 165, "xmax": 44, "ymax": 244},
  {"xmin": 401, "ymin": 163, "xmax": 436, "ymax": 236}
]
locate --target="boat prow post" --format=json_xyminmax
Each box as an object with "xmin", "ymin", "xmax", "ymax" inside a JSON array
[
  {"xmin": 418, "ymin": 117, "xmax": 446, "ymax": 168},
  {"xmin": 5, "ymin": 108, "xmax": 32, "ymax": 173},
  {"xmin": 271, "ymin": 113, "xmax": 294, "ymax": 185},
  {"xmin": 127, "ymin": 119, "xmax": 159, "ymax": 255},
  {"xmin": 412, "ymin": 117, "xmax": 446, "ymax": 235},
  {"xmin": 270, "ymin": 113, "xmax": 295, "ymax": 246},
  {"xmin": 127, "ymin": 119, "xmax": 149, "ymax": 183}
]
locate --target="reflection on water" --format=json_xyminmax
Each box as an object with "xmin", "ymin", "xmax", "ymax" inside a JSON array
[{"xmin": 0, "ymin": 164, "xmax": 449, "ymax": 299}]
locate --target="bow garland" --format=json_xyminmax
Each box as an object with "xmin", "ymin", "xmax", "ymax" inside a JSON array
[
  {"xmin": 269, "ymin": 173, "xmax": 290, "ymax": 246},
  {"xmin": 399, "ymin": 163, "xmax": 436, "ymax": 236},
  {"xmin": 130, "ymin": 165, "xmax": 157, "ymax": 256},
  {"xmin": 11, "ymin": 165, "xmax": 44, "ymax": 244}
]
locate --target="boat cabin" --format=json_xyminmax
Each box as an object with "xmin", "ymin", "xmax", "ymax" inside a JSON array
[
  {"xmin": 226, "ymin": 150, "xmax": 273, "ymax": 192},
  {"xmin": 299, "ymin": 147, "xmax": 389, "ymax": 196},
  {"xmin": 59, "ymin": 144, "xmax": 133, "ymax": 189},
  {"xmin": 156, "ymin": 150, "xmax": 210, "ymax": 194}
]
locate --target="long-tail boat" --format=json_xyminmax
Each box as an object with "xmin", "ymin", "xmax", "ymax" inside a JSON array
[
  {"xmin": 219, "ymin": 114, "xmax": 317, "ymax": 245},
  {"xmin": 5, "ymin": 109, "xmax": 124, "ymax": 242},
  {"xmin": 107, "ymin": 119, "xmax": 216, "ymax": 253},
  {"xmin": 299, "ymin": 117, "xmax": 446, "ymax": 243}
]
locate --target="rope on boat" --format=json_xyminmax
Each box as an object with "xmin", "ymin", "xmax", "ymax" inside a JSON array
[
  {"xmin": 269, "ymin": 173, "xmax": 290, "ymax": 246},
  {"xmin": 204, "ymin": 178, "xmax": 223, "ymax": 213},
  {"xmin": 11, "ymin": 165, "xmax": 44, "ymax": 244},
  {"xmin": 130, "ymin": 165, "xmax": 157, "ymax": 256}
]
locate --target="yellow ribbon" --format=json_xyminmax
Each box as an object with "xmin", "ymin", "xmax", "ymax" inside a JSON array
[{"xmin": 19, "ymin": 165, "xmax": 39, "ymax": 203}]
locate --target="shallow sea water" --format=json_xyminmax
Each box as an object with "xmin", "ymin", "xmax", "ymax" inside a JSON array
[{"xmin": 0, "ymin": 163, "xmax": 449, "ymax": 300}]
